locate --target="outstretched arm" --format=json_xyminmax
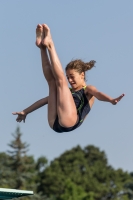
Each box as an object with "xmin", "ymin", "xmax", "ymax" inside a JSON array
[
  {"xmin": 86, "ymin": 85, "xmax": 124, "ymax": 105},
  {"xmin": 12, "ymin": 96, "xmax": 48, "ymax": 122}
]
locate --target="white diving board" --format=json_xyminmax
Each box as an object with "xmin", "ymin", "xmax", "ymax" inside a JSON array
[{"xmin": 0, "ymin": 188, "xmax": 33, "ymax": 200}]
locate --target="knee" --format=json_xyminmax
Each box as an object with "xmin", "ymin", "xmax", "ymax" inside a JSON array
[
  {"xmin": 45, "ymin": 72, "xmax": 55, "ymax": 83},
  {"xmin": 59, "ymin": 117, "xmax": 77, "ymax": 128},
  {"xmin": 55, "ymin": 77, "xmax": 67, "ymax": 87}
]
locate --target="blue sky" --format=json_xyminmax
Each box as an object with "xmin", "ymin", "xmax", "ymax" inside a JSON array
[{"xmin": 0, "ymin": 1, "xmax": 133, "ymax": 172}]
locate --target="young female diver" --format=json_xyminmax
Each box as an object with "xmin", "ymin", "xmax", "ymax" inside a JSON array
[{"xmin": 12, "ymin": 24, "xmax": 125, "ymax": 133}]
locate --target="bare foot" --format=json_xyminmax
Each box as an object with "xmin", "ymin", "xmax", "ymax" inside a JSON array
[
  {"xmin": 36, "ymin": 24, "xmax": 44, "ymax": 48},
  {"xmin": 42, "ymin": 24, "xmax": 53, "ymax": 49}
]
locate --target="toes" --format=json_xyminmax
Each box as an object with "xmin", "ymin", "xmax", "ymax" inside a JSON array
[
  {"xmin": 37, "ymin": 24, "xmax": 42, "ymax": 28},
  {"xmin": 36, "ymin": 24, "xmax": 43, "ymax": 33},
  {"xmin": 42, "ymin": 24, "xmax": 50, "ymax": 31}
]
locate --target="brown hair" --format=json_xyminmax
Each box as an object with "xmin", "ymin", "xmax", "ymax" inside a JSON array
[{"xmin": 65, "ymin": 59, "xmax": 96, "ymax": 80}]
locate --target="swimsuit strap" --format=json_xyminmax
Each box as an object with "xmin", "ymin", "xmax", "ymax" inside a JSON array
[
  {"xmin": 69, "ymin": 85, "xmax": 87, "ymax": 93},
  {"xmin": 83, "ymin": 85, "xmax": 87, "ymax": 90}
]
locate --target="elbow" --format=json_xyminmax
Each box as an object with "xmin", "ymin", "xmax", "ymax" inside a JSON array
[{"xmin": 95, "ymin": 92, "xmax": 102, "ymax": 100}]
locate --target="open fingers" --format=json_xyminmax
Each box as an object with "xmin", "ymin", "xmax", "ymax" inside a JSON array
[
  {"xmin": 12, "ymin": 112, "xmax": 18, "ymax": 115},
  {"xmin": 117, "ymin": 94, "xmax": 125, "ymax": 102},
  {"xmin": 13, "ymin": 111, "xmax": 26, "ymax": 123},
  {"xmin": 16, "ymin": 116, "xmax": 22, "ymax": 122},
  {"xmin": 16, "ymin": 119, "xmax": 22, "ymax": 122},
  {"xmin": 16, "ymin": 118, "xmax": 25, "ymax": 123},
  {"xmin": 114, "ymin": 94, "xmax": 125, "ymax": 104}
]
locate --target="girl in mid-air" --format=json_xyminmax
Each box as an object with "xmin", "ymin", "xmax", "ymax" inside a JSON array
[{"xmin": 13, "ymin": 24, "xmax": 124, "ymax": 133}]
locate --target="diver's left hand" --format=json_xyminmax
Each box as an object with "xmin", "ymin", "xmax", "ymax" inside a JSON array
[{"xmin": 111, "ymin": 94, "xmax": 125, "ymax": 105}]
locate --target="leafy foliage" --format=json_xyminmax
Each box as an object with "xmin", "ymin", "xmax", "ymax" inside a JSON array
[
  {"xmin": 7, "ymin": 127, "xmax": 36, "ymax": 190},
  {"xmin": 37, "ymin": 145, "xmax": 133, "ymax": 200},
  {"xmin": 0, "ymin": 127, "xmax": 133, "ymax": 200}
]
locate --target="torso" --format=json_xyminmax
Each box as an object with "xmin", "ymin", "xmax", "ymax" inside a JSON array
[
  {"xmin": 70, "ymin": 86, "xmax": 91, "ymax": 121},
  {"xmin": 53, "ymin": 86, "xmax": 91, "ymax": 133},
  {"xmin": 70, "ymin": 85, "xmax": 91, "ymax": 104}
]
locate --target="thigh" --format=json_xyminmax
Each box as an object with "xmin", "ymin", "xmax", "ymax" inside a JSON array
[
  {"xmin": 47, "ymin": 80, "xmax": 57, "ymax": 128},
  {"xmin": 56, "ymin": 78, "xmax": 78, "ymax": 127}
]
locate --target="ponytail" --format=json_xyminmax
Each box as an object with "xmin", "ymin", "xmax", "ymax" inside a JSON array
[
  {"xmin": 84, "ymin": 60, "xmax": 96, "ymax": 71},
  {"xmin": 65, "ymin": 59, "xmax": 96, "ymax": 73}
]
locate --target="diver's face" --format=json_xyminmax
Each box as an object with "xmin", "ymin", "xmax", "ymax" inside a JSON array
[{"xmin": 66, "ymin": 69, "xmax": 85, "ymax": 89}]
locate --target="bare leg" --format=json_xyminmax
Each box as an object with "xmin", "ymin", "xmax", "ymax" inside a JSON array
[
  {"xmin": 42, "ymin": 24, "xmax": 78, "ymax": 127},
  {"xmin": 36, "ymin": 24, "xmax": 57, "ymax": 128}
]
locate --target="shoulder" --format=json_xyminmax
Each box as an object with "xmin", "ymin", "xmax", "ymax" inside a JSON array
[
  {"xmin": 85, "ymin": 85, "xmax": 97, "ymax": 92},
  {"xmin": 85, "ymin": 85, "xmax": 98, "ymax": 96}
]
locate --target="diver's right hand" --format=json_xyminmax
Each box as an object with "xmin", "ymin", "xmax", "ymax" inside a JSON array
[{"xmin": 12, "ymin": 111, "xmax": 27, "ymax": 123}]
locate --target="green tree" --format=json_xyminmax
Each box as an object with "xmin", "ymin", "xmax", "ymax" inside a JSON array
[
  {"xmin": 37, "ymin": 145, "xmax": 132, "ymax": 200},
  {"xmin": 0, "ymin": 152, "xmax": 14, "ymax": 187},
  {"xmin": 0, "ymin": 127, "xmax": 52, "ymax": 200},
  {"xmin": 123, "ymin": 172, "xmax": 133, "ymax": 200},
  {"xmin": 7, "ymin": 127, "xmax": 36, "ymax": 190},
  {"xmin": 60, "ymin": 179, "xmax": 87, "ymax": 200}
]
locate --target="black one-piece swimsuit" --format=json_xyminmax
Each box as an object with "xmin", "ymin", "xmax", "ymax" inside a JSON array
[{"xmin": 53, "ymin": 86, "xmax": 91, "ymax": 133}]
